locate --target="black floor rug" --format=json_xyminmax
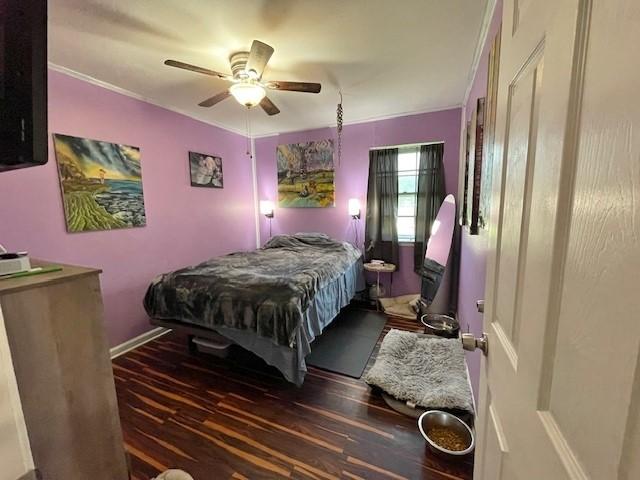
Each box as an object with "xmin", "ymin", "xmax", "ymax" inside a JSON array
[{"xmin": 306, "ymin": 307, "xmax": 388, "ymax": 378}]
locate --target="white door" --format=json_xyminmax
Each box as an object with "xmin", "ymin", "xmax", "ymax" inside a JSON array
[{"xmin": 474, "ymin": 0, "xmax": 640, "ymax": 478}]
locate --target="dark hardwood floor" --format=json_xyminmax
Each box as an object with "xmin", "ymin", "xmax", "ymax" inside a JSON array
[{"xmin": 113, "ymin": 313, "xmax": 474, "ymax": 480}]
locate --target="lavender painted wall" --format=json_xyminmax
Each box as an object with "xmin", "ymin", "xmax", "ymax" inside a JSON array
[
  {"xmin": 254, "ymin": 108, "xmax": 461, "ymax": 296},
  {"xmin": 458, "ymin": 0, "xmax": 503, "ymax": 397},
  {"xmin": 0, "ymin": 70, "xmax": 256, "ymax": 346}
]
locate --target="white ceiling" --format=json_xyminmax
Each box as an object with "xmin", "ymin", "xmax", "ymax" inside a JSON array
[{"xmin": 49, "ymin": 0, "xmax": 489, "ymax": 137}]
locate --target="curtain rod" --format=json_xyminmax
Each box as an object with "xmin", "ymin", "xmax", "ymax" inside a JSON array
[{"xmin": 369, "ymin": 141, "xmax": 444, "ymax": 151}]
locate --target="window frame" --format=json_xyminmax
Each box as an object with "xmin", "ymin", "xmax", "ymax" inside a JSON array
[{"xmin": 396, "ymin": 148, "xmax": 420, "ymax": 244}]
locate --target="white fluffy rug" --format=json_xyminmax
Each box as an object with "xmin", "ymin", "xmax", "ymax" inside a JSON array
[{"xmin": 364, "ymin": 329, "xmax": 473, "ymax": 413}]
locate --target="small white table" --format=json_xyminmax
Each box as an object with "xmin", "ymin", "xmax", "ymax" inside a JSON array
[{"xmin": 363, "ymin": 262, "xmax": 396, "ymax": 309}]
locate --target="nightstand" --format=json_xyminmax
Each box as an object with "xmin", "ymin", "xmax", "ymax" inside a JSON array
[{"xmin": 363, "ymin": 262, "xmax": 396, "ymax": 309}]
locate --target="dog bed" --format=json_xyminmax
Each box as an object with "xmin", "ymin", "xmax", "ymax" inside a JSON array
[
  {"xmin": 364, "ymin": 329, "xmax": 473, "ymax": 413},
  {"xmin": 378, "ymin": 294, "xmax": 420, "ymax": 320}
]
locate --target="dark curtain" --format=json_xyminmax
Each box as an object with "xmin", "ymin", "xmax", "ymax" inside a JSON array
[
  {"xmin": 414, "ymin": 143, "xmax": 446, "ymax": 273},
  {"xmin": 449, "ymin": 221, "xmax": 462, "ymax": 316},
  {"xmin": 364, "ymin": 148, "xmax": 399, "ymax": 267}
]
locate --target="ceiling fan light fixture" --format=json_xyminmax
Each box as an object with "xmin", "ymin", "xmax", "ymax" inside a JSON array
[
  {"xmin": 230, "ymin": 81, "xmax": 266, "ymax": 107},
  {"xmin": 165, "ymin": 39, "xmax": 321, "ymax": 116}
]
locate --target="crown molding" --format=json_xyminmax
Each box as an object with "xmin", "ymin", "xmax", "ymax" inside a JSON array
[
  {"xmin": 49, "ymin": 63, "xmax": 463, "ymax": 140},
  {"xmin": 461, "ymin": 0, "xmax": 498, "ymax": 110},
  {"xmin": 48, "ymin": 62, "xmax": 248, "ymax": 137},
  {"xmin": 251, "ymin": 103, "xmax": 463, "ymax": 139}
]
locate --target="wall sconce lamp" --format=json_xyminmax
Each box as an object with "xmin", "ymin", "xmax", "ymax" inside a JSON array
[
  {"xmin": 260, "ymin": 200, "xmax": 275, "ymax": 238},
  {"xmin": 348, "ymin": 198, "xmax": 361, "ymax": 220},
  {"xmin": 348, "ymin": 198, "xmax": 361, "ymax": 247},
  {"xmin": 260, "ymin": 200, "xmax": 274, "ymax": 218}
]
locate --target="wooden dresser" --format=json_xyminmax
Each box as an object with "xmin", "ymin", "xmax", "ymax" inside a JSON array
[{"xmin": 0, "ymin": 261, "xmax": 129, "ymax": 479}]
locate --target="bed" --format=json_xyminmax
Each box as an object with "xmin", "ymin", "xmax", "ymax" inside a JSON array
[{"xmin": 144, "ymin": 233, "xmax": 364, "ymax": 385}]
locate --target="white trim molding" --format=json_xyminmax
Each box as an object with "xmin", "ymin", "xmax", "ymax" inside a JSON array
[
  {"xmin": 462, "ymin": 0, "xmax": 499, "ymax": 109},
  {"xmin": 252, "ymin": 104, "xmax": 463, "ymax": 140},
  {"xmin": 48, "ymin": 62, "xmax": 248, "ymax": 137},
  {"xmin": 50, "ymin": 62, "xmax": 465, "ymax": 140},
  {"xmin": 250, "ymin": 137, "xmax": 261, "ymax": 248},
  {"xmin": 465, "ymin": 359, "xmax": 478, "ymax": 414},
  {"xmin": 109, "ymin": 327, "xmax": 170, "ymax": 359}
]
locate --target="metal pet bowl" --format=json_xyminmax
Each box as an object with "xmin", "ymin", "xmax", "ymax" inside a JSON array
[
  {"xmin": 418, "ymin": 410, "xmax": 475, "ymax": 458},
  {"xmin": 420, "ymin": 314, "xmax": 460, "ymax": 338}
]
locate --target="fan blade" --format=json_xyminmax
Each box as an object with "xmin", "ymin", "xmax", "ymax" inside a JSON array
[
  {"xmin": 198, "ymin": 90, "xmax": 231, "ymax": 107},
  {"xmin": 245, "ymin": 40, "xmax": 274, "ymax": 78},
  {"xmin": 164, "ymin": 60, "xmax": 232, "ymax": 81},
  {"xmin": 260, "ymin": 96, "xmax": 280, "ymax": 116},
  {"xmin": 265, "ymin": 81, "xmax": 321, "ymax": 94}
]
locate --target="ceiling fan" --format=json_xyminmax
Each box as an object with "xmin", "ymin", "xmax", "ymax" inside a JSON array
[{"xmin": 164, "ymin": 40, "xmax": 322, "ymax": 116}]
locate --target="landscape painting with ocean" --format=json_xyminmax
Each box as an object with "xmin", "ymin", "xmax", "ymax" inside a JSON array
[{"xmin": 53, "ymin": 134, "xmax": 147, "ymax": 232}]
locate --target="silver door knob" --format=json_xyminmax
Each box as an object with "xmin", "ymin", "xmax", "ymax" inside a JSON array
[
  {"xmin": 476, "ymin": 300, "xmax": 485, "ymax": 313},
  {"xmin": 461, "ymin": 333, "xmax": 488, "ymax": 355}
]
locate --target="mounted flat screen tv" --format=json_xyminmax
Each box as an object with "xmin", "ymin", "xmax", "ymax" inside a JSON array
[{"xmin": 0, "ymin": 0, "xmax": 48, "ymax": 172}]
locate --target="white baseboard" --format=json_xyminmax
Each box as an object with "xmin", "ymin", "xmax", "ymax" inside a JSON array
[{"xmin": 109, "ymin": 327, "xmax": 170, "ymax": 359}]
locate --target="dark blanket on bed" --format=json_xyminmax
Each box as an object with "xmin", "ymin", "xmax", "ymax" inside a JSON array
[{"xmin": 144, "ymin": 233, "xmax": 362, "ymax": 347}]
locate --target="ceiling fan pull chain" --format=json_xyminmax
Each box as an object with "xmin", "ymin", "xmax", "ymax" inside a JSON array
[{"xmin": 245, "ymin": 108, "xmax": 253, "ymax": 158}]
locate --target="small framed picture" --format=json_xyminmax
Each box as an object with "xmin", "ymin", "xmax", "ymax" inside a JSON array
[{"xmin": 189, "ymin": 152, "xmax": 223, "ymax": 188}]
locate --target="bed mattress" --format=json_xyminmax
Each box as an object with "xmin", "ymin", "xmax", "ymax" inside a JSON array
[{"xmin": 144, "ymin": 233, "xmax": 364, "ymax": 384}]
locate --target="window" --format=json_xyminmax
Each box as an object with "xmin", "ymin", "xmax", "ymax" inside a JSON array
[{"xmin": 397, "ymin": 147, "xmax": 420, "ymax": 242}]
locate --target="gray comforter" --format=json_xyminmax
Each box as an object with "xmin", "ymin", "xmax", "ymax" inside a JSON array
[{"xmin": 144, "ymin": 233, "xmax": 362, "ymax": 346}]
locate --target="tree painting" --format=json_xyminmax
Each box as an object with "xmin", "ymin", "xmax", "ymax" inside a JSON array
[{"xmin": 276, "ymin": 140, "xmax": 335, "ymax": 208}]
